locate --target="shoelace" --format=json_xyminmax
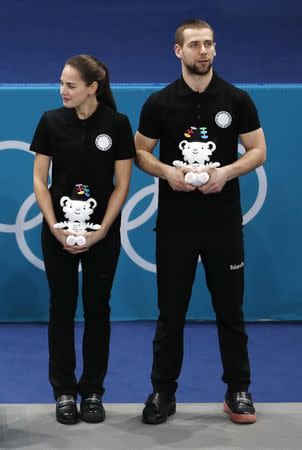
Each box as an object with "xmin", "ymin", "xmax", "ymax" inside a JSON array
[
  {"xmin": 57, "ymin": 398, "xmax": 75, "ymax": 405},
  {"xmin": 233, "ymin": 393, "xmax": 252, "ymax": 406},
  {"xmin": 84, "ymin": 397, "xmax": 101, "ymax": 404}
]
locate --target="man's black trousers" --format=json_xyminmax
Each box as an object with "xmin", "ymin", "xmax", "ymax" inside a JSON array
[{"xmin": 151, "ymin": 227, "xmax": 251, "ymax": 395}]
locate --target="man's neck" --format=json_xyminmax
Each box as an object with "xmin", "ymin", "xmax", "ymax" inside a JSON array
[{"xmin": 182, "ymin": 68, "xmax": 213, "ymax": 93}]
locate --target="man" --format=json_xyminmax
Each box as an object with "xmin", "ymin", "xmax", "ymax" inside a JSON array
[{"xmin": 135, "ymin": 19, "xmax": 266, "ymax": 425}]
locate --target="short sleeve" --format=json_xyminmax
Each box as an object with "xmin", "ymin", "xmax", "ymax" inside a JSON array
[
  {"xmin": 237, "ymin": 91, "xmax": 261, "ymax": 135},
  {"xmin": 30, "ymin": 112, "xmax": 52, "ymax": 156},
  {"xmin": 114, "ymin": 114, "xmax": 136, "ymax": 160},
  {"xmin": 138, "ymin": 93, "xmax": 161, "ymax": 139}
]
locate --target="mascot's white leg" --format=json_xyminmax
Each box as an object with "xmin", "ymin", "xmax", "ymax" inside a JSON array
[
  {"xmin": 185, "ymin": 171, "xmax": 209, "ymax": 186},
  {"xmin": 184, "ymin": 172, "xmax": 197, "ymax": 184},
  {"xmin": 66, "ymin": 235, "xmax": 77, "ymax": 246},
  {"xmin": 76, "ymin": 235, "xmax": 86, "ymax": 246},
  {"xmin": 66, "ymin": 234, "xmax": 87, "ymax": 246}
]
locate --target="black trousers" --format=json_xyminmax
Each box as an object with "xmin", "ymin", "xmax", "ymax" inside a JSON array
[
  {"xmin": 42, "ymin": 222, "xmax": 120, "ymax": 399},
  {"xmin": 151, "ymin": 227, "xmax": 250, "ymax": 395}
]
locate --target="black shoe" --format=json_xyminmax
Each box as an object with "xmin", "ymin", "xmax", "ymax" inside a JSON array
[
  {"xmin": 224, "ymin": 390, "xmax": 256, "ymax": 424},
  {"xmin": 56, "ymin": 395, "xmax": 78, "ymax": 425},
  {"xmin": 80, "ymin": 394, "xmax": 105, "ymax": 423},
  {"xmin": 142, "ymin": 392, "xmax": 176, "ymax": 424}
]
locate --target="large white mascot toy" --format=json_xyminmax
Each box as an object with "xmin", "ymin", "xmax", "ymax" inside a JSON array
[
  {"xmin": 173, "ymin": 126, "xmax": 220, "ymax": 186},
  {"xmin": 53, "ymin": 184, "xmax": 101, "ymax": 246}
]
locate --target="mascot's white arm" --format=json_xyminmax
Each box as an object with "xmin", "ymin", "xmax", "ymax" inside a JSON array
[
  {"xmin": 53, "ymin": 221, "xmax": 101, "ymax": 231},
  {"xmin": 172, "ymin": 160, "xmax": 220, "ymax": 186}
]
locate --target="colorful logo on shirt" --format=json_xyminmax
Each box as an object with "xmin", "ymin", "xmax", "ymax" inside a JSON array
[
  {"xmin": 215, "ymin": 111, "xmax": 232, "ymax": 128},
  {"xmin": 72, "ymin": 184, "xmax": 90, "ymax": 200},
  {"xmin": 95, "ymin": 134, "xmax": 112, "ymax": 151}
]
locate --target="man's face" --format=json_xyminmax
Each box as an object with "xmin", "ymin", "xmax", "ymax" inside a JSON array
[{"xmin": 175, "ymin": 27, "xmax": 216, "ymax": 76}]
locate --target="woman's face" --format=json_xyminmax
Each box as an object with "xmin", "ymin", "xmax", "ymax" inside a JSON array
[{"xmin": 60, "ymin": 64, "xmax": 94, "ymax": 108}]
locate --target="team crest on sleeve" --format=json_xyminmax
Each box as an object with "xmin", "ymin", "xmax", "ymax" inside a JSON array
[
  {"xmin": 95, "ymin": 134, "xmax": 112, "ymax": 151},
  {"xmin": 215, "ymin": 111, "xmax": 232, "ymax": 128}
]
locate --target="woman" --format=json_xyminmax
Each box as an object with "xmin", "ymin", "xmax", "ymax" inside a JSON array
[{"xmin": 32, "ymin": 55, "xmax": 135, "ymax": 424}]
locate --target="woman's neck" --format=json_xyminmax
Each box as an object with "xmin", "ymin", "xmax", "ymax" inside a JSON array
[{"xmin": 75, "ymin": 97, "xmax": 99, "ymax": 120}]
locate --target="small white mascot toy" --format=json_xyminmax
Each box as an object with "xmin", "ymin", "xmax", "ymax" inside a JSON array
[
  {"xmin": 173, "ymin": 126, "xmax": 220, "ymax": 186},
  {"xmin": 53, "ymin": 184, "xmax": 101, "ymax": 246}
]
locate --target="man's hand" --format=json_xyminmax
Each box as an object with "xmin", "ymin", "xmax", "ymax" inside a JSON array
[
  {"xmin": 164, "ymin": 166, "xmax": 196, "ymax": 192},
  {"xmin": 198, "ymin": 167, "xmax": 229, "ymax": 194}
]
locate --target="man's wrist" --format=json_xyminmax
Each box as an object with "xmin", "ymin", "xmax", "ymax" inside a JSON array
[
  {"xmin": 220, "ymin": 165, "xmax": 233, "ymax": 182},
  {"xmin": 161, "ymin": 163, "xmax": 173, "ymax": 181}
]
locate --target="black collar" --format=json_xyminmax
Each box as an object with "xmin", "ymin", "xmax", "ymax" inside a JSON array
[
  {"xmin": 68, "ymin": 103, "xmax": 106, "ymax": 127},
  {"xmin": 176, "ymin": 71, "xmax": 223, "ymax": 97}
]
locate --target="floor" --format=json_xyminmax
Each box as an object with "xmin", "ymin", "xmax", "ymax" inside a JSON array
[
  {"xmin": 1, "ymin": 322, "xmax": 302, "ymax": 449},
  {"xmin": 1, "ymin": 403, "xmax": 301, "ymax": 450}
]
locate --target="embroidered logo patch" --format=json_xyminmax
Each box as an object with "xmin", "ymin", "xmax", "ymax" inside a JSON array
[
  {"xmin": 230, "ymin": 262, "xmax": 244, "ymax": 270},
  {"xmin": 215, "ymin": 111, "xmax": 232, "ymax": 128},
  {"xmin": 95, "ymin": 134, "xmax": 112, "ymax": 151}
]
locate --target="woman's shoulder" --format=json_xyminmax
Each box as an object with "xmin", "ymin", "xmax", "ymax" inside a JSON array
[
  {"xmin": 41, "ymin": 107, "xmax": 76, "ymax": 130},
  {"xmin": 98, "ymin": 105, "xmax": 131, "ymax": 127},
  {"xmin": 43, "ymin": 107, "xmax": 70, "ymax": 120}
]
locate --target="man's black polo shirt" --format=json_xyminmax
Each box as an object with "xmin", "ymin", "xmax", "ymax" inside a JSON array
[
  {"xmin": 138, "ymin": 72, "xmax": 261, "ymax": 231},
  {"xmin": 31, "ymin": 104, "xmax": 135, "ymax": 229}
]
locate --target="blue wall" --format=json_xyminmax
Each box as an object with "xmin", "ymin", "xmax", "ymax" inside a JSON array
[
  {"xmin": 1, "ymin": 0, "xmax": 302, "ymax": 83},
  {"xmin": 0, "ymin": 84, "xmax": 301, "ymax": 321}
]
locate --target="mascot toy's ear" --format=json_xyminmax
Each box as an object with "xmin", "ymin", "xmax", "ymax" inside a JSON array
[
  {"xmin": 60, "ymin": 196, "xmax": 70, "ymax": 207},
  {"xmin": 179, "ymin": 140, "xmax": 188, "ymax": 150},
  {"xmin": 88, "ymin": 198, "xmax": 97, "ymax": 209},
  {"xmin": 207, "ymin": 141, "xmax": 216, "ymax": 151}
]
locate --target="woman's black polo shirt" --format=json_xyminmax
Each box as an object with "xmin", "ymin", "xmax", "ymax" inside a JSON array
[
  {"xmin": 138, "ymin": 72, "xmax": 261, "ymax": 231},
  {"xmin": 31, "ymin": 104, "xmax": 135, "ymax": 229}
]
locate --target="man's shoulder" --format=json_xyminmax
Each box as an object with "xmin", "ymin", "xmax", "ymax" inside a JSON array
[
  {"xmin": 217, "ymin": 75, "xmax": 250, "ymax": 100},
  {"xmin": 145, "ymin": 79, "xmax": 180, "ymax": 104}
]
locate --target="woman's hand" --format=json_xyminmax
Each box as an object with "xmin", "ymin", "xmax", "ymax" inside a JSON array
[
  {"xmin": 84, "ymin": 228, "xmax": 108, "ymax": 249},
  {"xmin": 52, "ymin": 228, "xmax": 89, "ymax": 254}
]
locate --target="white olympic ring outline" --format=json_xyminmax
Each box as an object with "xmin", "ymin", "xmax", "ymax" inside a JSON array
[
  {"xmin": 121, "ymin": 143, "xmax": 267, "ymax": 273},
  {"xmin": 0, "ymin": 141, "xmax": 267, "ymax": 273},
  {"xmin": 0, "ymin": 140, "xmax": 45, "ymax": 270}
]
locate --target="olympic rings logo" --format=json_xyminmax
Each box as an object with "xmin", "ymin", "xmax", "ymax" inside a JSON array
[
  {"xmin": 0, "ymin": 141, "xmax": 267, "ymax": 273},
  {"xmin": 0, "ymin": 140, "xmax": 45, "ymax": 270}
]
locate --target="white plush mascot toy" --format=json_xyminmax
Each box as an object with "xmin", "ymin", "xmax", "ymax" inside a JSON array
[
  {"xmin": 53, "ymin": 184, "xmax": 101, "ymax": 246},
  {"xmin": 173, "ymin": 126, "xmax": 220, "ymax": 186}
]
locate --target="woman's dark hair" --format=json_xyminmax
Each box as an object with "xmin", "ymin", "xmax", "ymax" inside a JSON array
[{"xmin": 64, "ymin": 54, "xmax": 117, "ymax": 111}]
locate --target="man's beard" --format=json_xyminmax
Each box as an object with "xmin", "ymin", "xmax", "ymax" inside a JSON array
[{"xmin": 186, "ymin": 61, "xmax": 213, "ymax": 76}]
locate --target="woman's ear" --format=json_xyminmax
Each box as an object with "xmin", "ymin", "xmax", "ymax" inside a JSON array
[{"xmin": 89, "ymin": 81, "xmax": 98, "ymax": 96}]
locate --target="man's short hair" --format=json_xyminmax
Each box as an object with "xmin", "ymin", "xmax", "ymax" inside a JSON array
[{"xmin": 175, "ymin": 19, "xmax": 215, "ymax": 46}]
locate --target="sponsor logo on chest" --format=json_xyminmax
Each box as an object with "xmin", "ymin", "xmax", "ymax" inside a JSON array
[
  {"xmin": 230, "ymin": 262, "xmax": 244, "ymax": 270},
  {"xmin": 215, "ymin": 111, "xmax": 232, "ymax": 128},
  {"xmin": 95, "ymin": 134, "xmax": 112, "ymax": 151}
]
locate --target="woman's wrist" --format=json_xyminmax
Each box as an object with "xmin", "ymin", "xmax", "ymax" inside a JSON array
[
  {"xmin": 97, "ymin": 224, "xmax": 109, "ymax": 238},
  {"xmin": 51, "ymin": 225, "xmax": 59, "ymax": 237}
]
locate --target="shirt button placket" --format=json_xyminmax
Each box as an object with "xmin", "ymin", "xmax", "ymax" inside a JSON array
[{"xmin": 196, "ymin": 104, "xmax": 201, "ymax": 121}]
